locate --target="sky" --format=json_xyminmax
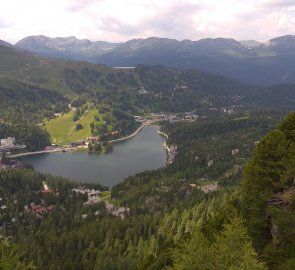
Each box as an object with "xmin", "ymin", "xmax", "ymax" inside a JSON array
[{"xmin": 0, "ymin": 0, "xmax": 295, "ymax": 44}]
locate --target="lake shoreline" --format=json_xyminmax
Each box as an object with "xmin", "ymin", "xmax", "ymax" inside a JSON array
[
  {"xmin": 20, "ymin": 126, "xmax": 167, "ymax": 187},
  {"xmin": 10, "ymin": 124, "xmax": 156, "ymax": 158}
]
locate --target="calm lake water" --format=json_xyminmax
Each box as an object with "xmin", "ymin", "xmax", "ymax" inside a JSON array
[{"xmin": 22, "ymin": 126, "xmax": 166, "ymax": 187}]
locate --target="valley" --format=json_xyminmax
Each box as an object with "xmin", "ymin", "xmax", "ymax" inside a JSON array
[{"xmin": 0, "ymin": 33, "xmax": 295, "ymax": 270}]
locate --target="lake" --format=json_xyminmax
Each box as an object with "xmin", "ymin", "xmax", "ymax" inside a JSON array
[{"xmin": 22, "ymin": 126, "xmax": 166, "ymax": 187}]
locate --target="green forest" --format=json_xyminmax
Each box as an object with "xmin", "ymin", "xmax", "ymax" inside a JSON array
[
  {"xmin": 0, "ymin": 43, "xmax": 294, "ymax": 269},
  {"xmin": 0, "ymin": 111, "xmax": 294, "ymax": 269},
  {"xmin": 1, "ymin": 43, "xmax": 295, "ymax": 152}
]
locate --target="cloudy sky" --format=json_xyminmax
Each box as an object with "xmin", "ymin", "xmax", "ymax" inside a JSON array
[{"xmin": 0, "ymin": 0, "xmax": 295, "ymax": 44}]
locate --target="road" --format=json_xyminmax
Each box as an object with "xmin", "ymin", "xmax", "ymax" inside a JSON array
[
  {"xmin": 67, "ymin": 103, "xmax": 92, "ymax": 136},
  {"xmin": 108, "ymin": 124, "xmax": 147, "ymax": 143},
  {"xmin": 10, "ymin": 122, "xmax": 160, "ymax": 158},
  {"xmin": 9, "ymin": 148, "xmax": 74, "ymax": 158}
]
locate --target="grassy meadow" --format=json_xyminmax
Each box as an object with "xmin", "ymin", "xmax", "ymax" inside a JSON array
[{"xmin": 45, "ymin": 108, "xmax": 101, "ymax": 145}]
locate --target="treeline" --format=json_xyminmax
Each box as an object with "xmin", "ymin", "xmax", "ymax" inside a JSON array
[
  {"xmin": 163, "ymin": 110, "xmax": 281, "ymax": 182},
  {"xmin": 0, "ymin": 78, "xmax": 67, "ymax": 123},
  {"xmin": 0, "ymin": 78, "xmax": 68, "ymax": 150},
  {"xmin": 241, "ymin": 112, "xmax": 295, "ymax": 268},
  {"xmin": 0, "ymin": 123, "xmax": 50, "ymax": 151},
  {"xmin": 1, "ymin": 111, "xmax": 294, "ymax": 269}
]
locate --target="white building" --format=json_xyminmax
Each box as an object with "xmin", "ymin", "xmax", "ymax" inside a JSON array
[
  {"xmin": 232, "ymin": 149, "xmax": 239, "ymax": 156},
  {"xmin": 0, "ymin": 137, "xmax": 15, "ymax": 146}
]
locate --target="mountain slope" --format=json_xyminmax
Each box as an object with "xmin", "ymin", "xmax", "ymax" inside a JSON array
[
  {"xmin": 3, "ymin": 44, "xmax": 295, "ymax": 113},
  {"xmin": 0, "ymin": 44, "xmax": 118, "ymax": 96},
  {"xmin": 99, "ymin": 35, "xmax": 295, "ymax": 86},
  {"xmin": 0, "ymin": 39, "xmax": 12, "ymax": 47},
  {"xmin": 13, "ymin": 34, "xmax": 295, "ymax": 86}
]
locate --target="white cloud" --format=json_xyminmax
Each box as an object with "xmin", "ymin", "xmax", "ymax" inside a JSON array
[
  {"xmin": 0, "ymin": 0, "xmax": 294, "ymax": 43},
  {"xmin": 258, "ymin": 0, "xmax": 295, "ymax": 8}
]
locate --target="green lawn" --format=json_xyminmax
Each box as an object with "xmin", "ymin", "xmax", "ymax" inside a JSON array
[
  {"xmin": 101, "ymin": 191, "xmax": 111, "ymax": 199},
  {"xmin": 45, "ymin": 108, "xmax": 100, "ymax": 145}
]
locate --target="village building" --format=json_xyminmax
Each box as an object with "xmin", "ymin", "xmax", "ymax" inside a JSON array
[
  {"xmin": 134, "ymin": 115, "xmax": 145, "ymax": 122},
  {"xmin": 31, "ymin": 205, "xmax": 47, "ymax": 215},
  {"xmin": 0, "ymin": 205, "xmax": 7, "ymax": 210},
  {"xmin": 105, "ymin": 201, "xmax": 114, "ymax": 211},
  {"xmin": 0, "ymin": 137, "xmax": 15, "ymax": 147},
  {"xmin": 47, "ymin": 205, "xmax": 55, "ymax": 212},
  {"xmin": 112, "ymin": 207, "xmax": 130, "ymax": 220},
  {"xmin": 41, "ymin": 188, "xmax": 58, "ymax": 195},
  {"xmin": 0, "ymin": 137, "xmax": 26, "ymax": 152},
  {"xmin": 111, "ymin": 131, "xmax": 119, "ymax": 136},
  {"xmin": 232, "ymin": 149, "xmax": 240, "ymax": 156},
  {"xmin": 70, "ymin": 140, "xmax": 88, "ymax": 147},
  {"xmin": 138, "ymin": 86, "xmax": 147, "ymax": 95},
  {"xmin": 86, "ymin": 136, "xmax": 100, "ymax": 142},
  {"xmin": 207, "ymin": 160, "xmax": 214, "ymax": 167},
  {"xmin": 199, "ymin": 182, "xmax": 218, "ymax": 193},
  {"xmin": 72, "ymin": 188, "xmax": 102, "ymax": 205},
  {"xmin": 44, "ymin": 144, "xmax": 59, "ymax": 151}
]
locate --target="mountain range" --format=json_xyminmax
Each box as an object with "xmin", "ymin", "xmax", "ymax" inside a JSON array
[
  {"xmin": 14, "ymin": 35, "xmax": 117, "ymax": 63},
  {"xmin": 1, "ymin": 42, "xmax": 295, "ymax": 113},
  {"xmin": 2, "ymin": 34, "xmax": 294, "ymax": 86}
]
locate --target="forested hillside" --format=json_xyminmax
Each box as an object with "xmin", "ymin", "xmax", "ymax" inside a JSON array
[
  {"xmin": 2, "ymin": 45, "xmax": 295, "ymax": 113},
  {"xmin": 1, "ymin": 111, "xmax": 294, "ymax": 269},
  {"xmin": 4, "ymin": 43, "xmax": 295, "ymax": 151},
  {"xmin": 0, "ymin": 78, "xmax": 67, "ymax": 151},
  {"xmin": 0, "ymin": 41, "xmax": 294, "ymax": 269}
]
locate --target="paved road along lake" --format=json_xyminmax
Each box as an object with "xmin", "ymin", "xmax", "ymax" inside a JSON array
[{"xmin": 22, "ymin": 126, "xmax": 166, "ymax": 187}]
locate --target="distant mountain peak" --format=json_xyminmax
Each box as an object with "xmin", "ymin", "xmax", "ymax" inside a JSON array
[
  {"xmin": 15, "ymin": 35, "xmax": 118, "ymax": 62},
  {"xmin": 198, "ymin": 37, "xmax": 241, "ymax": 45},
  {"xmin": 265, "ymin": 35, "xmax": 295, "ymax": 49},
  {"xmin": 0, "ymin": 39, "xmax": 12, "ymax": 47}
]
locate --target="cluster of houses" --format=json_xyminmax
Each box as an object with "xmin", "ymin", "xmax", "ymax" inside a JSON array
[
  {"xmin": 72, "ymin": 187, "xmax": 102, "ymax": 205},
  {"xmin": 137, "ymin": 83, "xmax": 188, "ymax": 97},
  {"xmin": 0, "ymin": 158, "xmax": 23, "ymax": 170},
  {"xmin": 165, "ymin": 143, "xmax": 177, "ymax": 165},
  {"xmin": 135, "ymin": 112, "xmax": 198, "ymax": 125},
  {"xmin": 190, "ymin": 182, "xmax": 219, "ymax": 193},
  {"xmin": 69, "ymin": 133, "xmax": 118, "ymax": 148},
  {"xmin": 184, "ymin": 111, "xmax": 199, "ymax": 121},
  {"xmin": 0, "ymin": 201, "xmax": 56, "ymax": 221},
  {"xmin": 200, "ymin": 182, "xmax": 219, "ymax": 193},
  {"xmin": 72, "ymin": 187, "xmax": 130, "ymax": 220},
  {"xmin": 105, "ymin": 201, "xmax": 130, "ymax": 220},
  {"xmin": 27, "ymin": 203, "xmax": 55, "ymax": 216},
  {"xmin": 146, "ymin": 113, "xmax": 182, "ymax": 123},
  {"xmin": 138, "ymin": 86, "xmax": 148, "ymax": 95},
  {"xmin": 68, "ymin": 136, "xmax": 100, "ymax": 148},
  {"xmin": 44, "ymin": 144, "xmax": 60, "ymax": 151},
  {"xmin": 0, "ymin": 137, "xmax": 26, "ymax": 152}
]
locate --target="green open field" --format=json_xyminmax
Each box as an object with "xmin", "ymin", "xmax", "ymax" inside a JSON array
[
  {"xmin": 101, "ymin": 191, "xmax": 111, "ymax": 199},
  {"xmin": 45, "ymin": 108, "xmax": 100, "ymax": 145}
]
